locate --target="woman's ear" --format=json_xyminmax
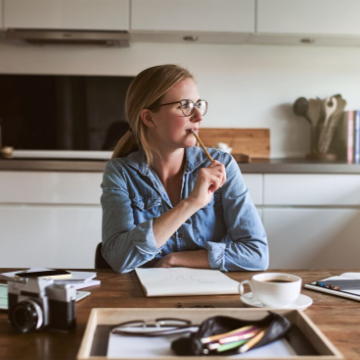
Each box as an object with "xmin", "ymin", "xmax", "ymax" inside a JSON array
[{"xmin": 140, "ymin": 109, "xmax": 156, "ymax": 129}]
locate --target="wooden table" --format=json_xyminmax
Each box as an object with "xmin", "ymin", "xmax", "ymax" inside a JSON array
[{"xmin": 1, "ymin": 269, "xmax": 359, "ymax": 360}]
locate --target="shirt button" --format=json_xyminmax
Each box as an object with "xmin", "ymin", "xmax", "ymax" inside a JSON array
[{"xmin": 178, "ymin": 233, "xmax": 182, "ymax": 239}]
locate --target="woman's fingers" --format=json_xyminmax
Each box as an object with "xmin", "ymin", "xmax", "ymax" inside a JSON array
[
  {"xmin": 208, "ymin": 161, "xmax": 226, "ymax": 188},
  {"xmin": 208, "ymin": 174, "xmax": 223, "ymax": 193}
]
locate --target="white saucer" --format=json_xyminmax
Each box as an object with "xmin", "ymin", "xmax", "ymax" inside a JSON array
[{"xmin": 240, "ymin": 293, "xmax": 313, "ymax": 311}]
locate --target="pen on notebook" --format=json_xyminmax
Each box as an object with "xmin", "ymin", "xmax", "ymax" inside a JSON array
[
  {"xmin": 315, "ymin": 280, "xmax": 360, "ymax": 290},
  {"xmin": 190, "ymin": 129, "xmax": 214, "ymax": 162}
]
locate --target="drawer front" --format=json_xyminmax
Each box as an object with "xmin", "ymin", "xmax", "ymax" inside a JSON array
[
  {"xmin": 0, "ymin": 171, "xmax": 103, "ymax": 204},
  {"xmin": 243, "ymin": 174, "xmax": 263, "ymax": 205},
  {"xmin": 264, "ymin": 174, "xmax": 360, "ymax": 206},
  {"xmin": 0, "ymin": 205, "xmax": 101, "ymax": 268}
]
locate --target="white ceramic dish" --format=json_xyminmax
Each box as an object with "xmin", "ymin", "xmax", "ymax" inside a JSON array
[{"xmin": 240, "ymin": 292, "xmax": 313, "ymax": 311}]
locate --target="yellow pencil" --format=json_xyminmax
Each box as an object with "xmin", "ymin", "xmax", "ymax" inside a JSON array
[
  {"xmin": 190, "ymin": 129, "xmax": 214, "ymax": 162},
  {"xmin": 201, "ymin": 325, "xmax": 257, "ymax": 344},
  {"xmin": 238, "ymin": 328, "xmax": 266, "ymax": 353}
]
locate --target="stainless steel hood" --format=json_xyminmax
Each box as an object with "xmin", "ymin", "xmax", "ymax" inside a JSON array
[{"xmin": 5, "ymin": 29, "xmax": 130, "ymax": 47}]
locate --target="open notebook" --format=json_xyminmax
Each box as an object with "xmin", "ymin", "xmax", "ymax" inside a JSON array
[
  {"xmin": 135, "ymin": 268, "xmax": 239, "ymax": 297},
  {"xmin": 304, "ymin": 272, "xmax": 360, "ymax": 302}
]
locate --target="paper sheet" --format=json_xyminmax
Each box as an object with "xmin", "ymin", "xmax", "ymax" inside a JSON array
[
  {"xmin": 135, "ymin": 268, "xmax": 239, "ymax": 297},
  {"xmin": 107, "ymin": 330, "xmax": 297, "ymax": 358},
  {"xmin": 0, "ymin": 284, "xmax": 7, "ymax": 310}
]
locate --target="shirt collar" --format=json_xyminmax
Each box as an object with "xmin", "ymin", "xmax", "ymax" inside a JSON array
[{"xmin": 124, "ymin": 146, "xmax": 209, "ymax": 175}]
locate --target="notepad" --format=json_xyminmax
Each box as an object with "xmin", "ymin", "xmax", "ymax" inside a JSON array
[
  {"xmin": 135, "ymin": 268, "xmax": 239, "ymax": 297},
  {"xmin": 304, "ymin": 272, "xmax": 360, "ymax": 302}
]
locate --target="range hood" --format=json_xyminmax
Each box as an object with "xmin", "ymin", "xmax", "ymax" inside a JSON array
[{"xmin": 5, "ymin": 29, "xmax": 130, "ymax": 47}]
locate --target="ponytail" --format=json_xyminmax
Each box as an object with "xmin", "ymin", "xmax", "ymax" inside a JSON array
[{"xmin": 112, "ymin": 130, "xmax": 138, "ymax": 159}]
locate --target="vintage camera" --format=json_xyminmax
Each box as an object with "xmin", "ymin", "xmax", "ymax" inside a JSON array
[{"xmin": 8, "ymin": 277, "xmax": 77, "ymax": 333}]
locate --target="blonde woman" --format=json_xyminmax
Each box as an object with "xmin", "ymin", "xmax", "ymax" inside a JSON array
[{"xmin": 101, "ymin": 64, "xmax": 268, "ymax": 273}]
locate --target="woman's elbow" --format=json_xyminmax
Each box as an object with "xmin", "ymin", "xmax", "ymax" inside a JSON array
[
  {"xmin": 101, "ymin": 242, "xmax": 135, "ymax": 274},
  {"xmin": 256, "ymin": 243, "xmax": 269, "ymax": 271}
]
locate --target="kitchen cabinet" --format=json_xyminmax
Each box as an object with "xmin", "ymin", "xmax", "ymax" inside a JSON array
[
  {"xmin": 243, "ymin": 174, "xmax": 262, "ymax": 206},
  {"xmin": 250, "ymin": 0, "xmax": 360, "ymax": 46},
  {"xmin": 264, "ymin": 174, "xmax": 360, "ymax": 206},
  {"xmin": 263, "ymin": 174, "xmax": 360, "ymax": 269},
  {"xmin": 257, "ymin": 0, "xmax": 360, "ymax": 36},
  {"xmin": 0, "ymin": 171, "xmax": 103, "ymax": 204},
  {"xmin": 0, "ymin": 205, "xmax": 101, "ymax": 268},
  {"xmin": 3, "ymin": 0, "xmax": 130, "ymax": 31},
  {"xmin": 0, "ymin": 171, "xmax": 102, "ymax": 268},
  {"xmin": 264, "ymin": 208, "xmax": 360, "ymax": 269},
  {"xmin": 131, "ymin": 0, "xmax": 255, "ymax": 44}
]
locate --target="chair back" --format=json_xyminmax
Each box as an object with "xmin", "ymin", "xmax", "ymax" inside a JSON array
[{"xmin": 95, "ymin": 243, "xmax": 111, "ymax": 269}]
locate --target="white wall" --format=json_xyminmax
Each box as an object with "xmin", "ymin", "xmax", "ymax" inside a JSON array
[{"xmin": 1, "ymin": 40, "xmax": 360, "ymax": 158}]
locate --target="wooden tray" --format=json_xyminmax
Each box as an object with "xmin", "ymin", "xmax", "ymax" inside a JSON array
[{"xmin": 77, "ymin": 308, "xmax": 342, "ymax": 360}]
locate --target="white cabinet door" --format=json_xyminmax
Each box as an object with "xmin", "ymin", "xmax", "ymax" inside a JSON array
[
  {"xmin": 243, "ymin": 174, "xmax": 262, "ymax": 206},
  {"xmin": 0, "ymin": 205, "xmax": 101, "ymax": 268},
  {"xmin": 264, "ymin": 174, "xmax": 360, "ymax": 206},
  {"xmin": 4, "ymin": 0, "xmax": 129, "ymax": 31},
  {"xmin": 257, "ymin": 0, "xmax": 360, "ymax": 35},
  {"xmin": 131, "ymin": 0, "xmax": 254, "ymax": 33},
  {"xmin": 264, "ymin": 208, "xmax": 360, "ymax": 269},
  {"xmin": 0, "ymin": 172, "xmax": 102, "ymax": 205}
]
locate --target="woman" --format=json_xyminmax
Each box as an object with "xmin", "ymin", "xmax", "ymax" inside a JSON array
[{"xmin": 101, "ymin": 64, "xmax": 268, "ymax": 273}]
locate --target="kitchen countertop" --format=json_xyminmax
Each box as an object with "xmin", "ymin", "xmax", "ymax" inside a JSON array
[{"xmin": 1, "ymin": 157, "xmax": 360, "ymax": 174}]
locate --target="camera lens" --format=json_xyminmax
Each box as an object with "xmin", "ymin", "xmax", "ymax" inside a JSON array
[{"xmin": 9, "ymin": 300, "xmax": 44, "ymax": 333}]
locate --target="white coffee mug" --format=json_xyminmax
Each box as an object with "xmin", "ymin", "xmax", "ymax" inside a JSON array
[{"xmin": 238, "ymin": 273, "xmax": 302, "ymax": 308}]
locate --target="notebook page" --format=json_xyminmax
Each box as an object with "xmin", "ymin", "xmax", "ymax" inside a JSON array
[{"xmin": 135, "ymin": 268, "xmax": 239, "ymax": 297}]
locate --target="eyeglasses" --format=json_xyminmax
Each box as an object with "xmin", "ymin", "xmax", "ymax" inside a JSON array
[
  {"xmin": 111, "ymin": 317, "xmax": 194, "ymax": 337},
  {"xmin": 148, "ymin": 99, "xmax": 208, "ymax": 117}
]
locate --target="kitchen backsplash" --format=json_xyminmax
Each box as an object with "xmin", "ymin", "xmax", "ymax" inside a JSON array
[{"xmin": 1, "ymin": 41, "xmax": 360, "ymax": 158}]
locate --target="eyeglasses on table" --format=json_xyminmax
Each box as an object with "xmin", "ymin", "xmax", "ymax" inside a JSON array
[{"xmin": 111, "ymin": 317, "xmax": 196, "ymax": 337}]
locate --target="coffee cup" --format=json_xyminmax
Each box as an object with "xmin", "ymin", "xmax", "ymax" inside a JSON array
[{"xmin": 238, "ymin": 273, "xmax": 302, "ymax": 308}]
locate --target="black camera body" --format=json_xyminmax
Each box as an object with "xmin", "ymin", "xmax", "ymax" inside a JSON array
[{"xmin": 8, "ymin": 277, "xmax": 76, "ymax": 333}]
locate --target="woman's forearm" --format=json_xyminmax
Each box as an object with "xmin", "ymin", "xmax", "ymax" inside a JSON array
[
  {"xmin": 155, "ymin": 250, "xmax": 210, "ymax": 269},
  {"xmin": 153, "ymin": 199, "xmax": 200, "ymax": 248}
]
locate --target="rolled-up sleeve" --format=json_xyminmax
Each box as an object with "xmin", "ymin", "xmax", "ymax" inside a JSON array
[
  {"xmin": 205, "ymin": 155, "xmax": 269, "ymax": 272},
  {"xmin": 101, "ymin": 161, "xmax": 161, "ymax": 273}
]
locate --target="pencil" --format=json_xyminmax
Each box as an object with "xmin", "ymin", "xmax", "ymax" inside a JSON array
[
  {"xmin": 201, "ymin": 325, "xmax": 257, "ymax": 344},
  {"xmin": 190, "ymin": 129, "xmax": 214, "ymax": 162},
  {"xmin": 238, "ymin": 328, "xmax": 266, "ymax": 353}
]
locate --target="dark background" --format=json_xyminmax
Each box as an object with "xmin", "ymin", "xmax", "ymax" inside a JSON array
[{"xmin": 0, "ymin": 74, "xmax": 133, "ymax": 151}]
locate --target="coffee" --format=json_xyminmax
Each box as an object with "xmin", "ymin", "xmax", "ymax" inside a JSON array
[{"xmin": 263, "ymin": 279, "xmax": 294, "ymax": 283}]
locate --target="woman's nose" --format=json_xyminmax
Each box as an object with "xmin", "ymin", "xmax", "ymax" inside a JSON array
[{"xmin": 190, "ymin": 107, "xmax": 202, "ymax": 123}]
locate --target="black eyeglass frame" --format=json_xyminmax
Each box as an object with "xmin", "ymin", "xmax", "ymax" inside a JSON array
[
  {"xmin": 110, "ymin": 317, "xmax": 193, "ymax": 337},
  {"xmin": 147, "ymin": 99, "xmax": 208, "ymax": 117}
]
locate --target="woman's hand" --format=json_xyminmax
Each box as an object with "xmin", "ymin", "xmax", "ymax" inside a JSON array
[{"xmin": 187, "ymin": 160, "xmax": 226, "ymax": 209}]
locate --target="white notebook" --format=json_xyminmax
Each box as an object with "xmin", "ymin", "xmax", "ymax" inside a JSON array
[
  {"xmin": 135, "ymin": 268, "xmax": 239, "ymax": 297},
  {"xmin": 304, "ymin": 272, "xmax": 360, "ymax": 302}
]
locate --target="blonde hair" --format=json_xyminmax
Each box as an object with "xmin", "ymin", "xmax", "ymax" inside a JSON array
[{"xmin": 112, "ymin": 64, "xmax": 194, "ymax": 164}]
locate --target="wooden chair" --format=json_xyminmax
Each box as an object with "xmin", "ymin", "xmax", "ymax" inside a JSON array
[{"xmin": 95, "ymin": 243, "xmax": 111, "ymax": 269}]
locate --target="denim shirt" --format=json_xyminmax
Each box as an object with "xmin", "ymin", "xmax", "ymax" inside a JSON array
[{"xmin": 101, "ymin": 146, "xmax": 268, "ymax": 273}]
